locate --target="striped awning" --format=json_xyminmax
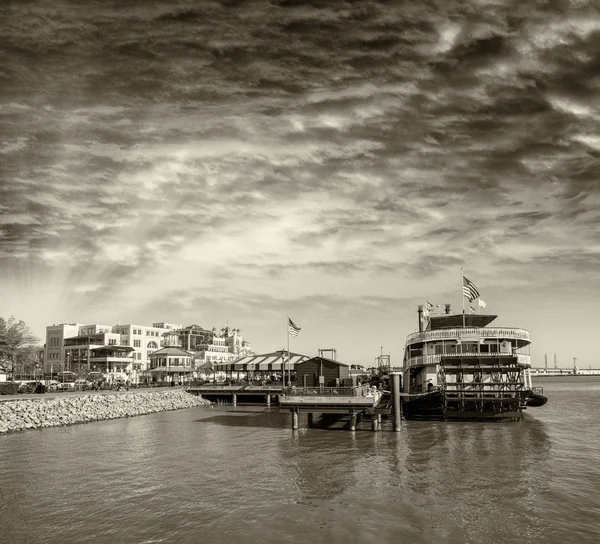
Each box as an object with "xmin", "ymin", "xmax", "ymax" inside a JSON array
[{"xmin": 213, "ymin": 351, "xmax": 311, "ymax": 372}]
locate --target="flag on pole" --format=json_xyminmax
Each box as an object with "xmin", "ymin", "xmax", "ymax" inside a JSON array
[
  {"xmin": 470, "ymin": 306, "xmax": 476, "ymax": 314},
  {"xmin": 462, "ymin": 275, "xmax": 480, "ymax": 302},
  {"xmin": 478, "ymin": 299, "xmax": 486, "ymax": 309},
  {"xmin": 426, "ymin": 301, "xmax": 434, "ymax": 312},
  {"xmin": 288, "ymin": 318, "xmax": 301, "ymax": 338}
]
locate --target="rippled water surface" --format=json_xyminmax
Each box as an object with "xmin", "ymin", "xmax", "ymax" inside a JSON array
[{"xmin": 1, "ymin": 378, "xmax": 599, "ymax": 544}]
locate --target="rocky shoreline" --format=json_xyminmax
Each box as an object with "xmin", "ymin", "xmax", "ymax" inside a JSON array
[{"xmin": 0, "ymin": 390, "xmax": 211, "ymax": 434}]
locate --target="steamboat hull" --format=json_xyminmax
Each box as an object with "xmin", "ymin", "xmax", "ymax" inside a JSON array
[{"xmin": 401, "ymin": 390, "xmax": 531, "ymax": 420}]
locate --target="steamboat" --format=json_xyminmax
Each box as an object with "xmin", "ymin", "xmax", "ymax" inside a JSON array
[{"xmin": 401, "ymin": 300, "xmax": 547, "ymax": 420}]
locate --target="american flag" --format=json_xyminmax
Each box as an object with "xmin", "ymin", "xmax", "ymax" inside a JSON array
[
  {"xmin": 288, "ymin": 318, "xmax": 301, "ymax": 338},
  {"xmin": 463, "ymin": 276, "xmax": 480, "ymax": 302}
]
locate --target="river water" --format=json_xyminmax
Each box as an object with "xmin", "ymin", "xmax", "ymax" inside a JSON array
[{"xmin": 0, "ymin": 378, "xmax": 598, "ymax": 544}]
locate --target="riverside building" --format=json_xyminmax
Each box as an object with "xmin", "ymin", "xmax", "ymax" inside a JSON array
[{"xmin": 43, "ymin": 320, "xmax": 252, "ymax": 381}]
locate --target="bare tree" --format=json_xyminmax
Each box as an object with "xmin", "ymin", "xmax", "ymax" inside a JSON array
[{"xmin": 0, "ymin": 317, "xmax": 39, "ymax": 380}]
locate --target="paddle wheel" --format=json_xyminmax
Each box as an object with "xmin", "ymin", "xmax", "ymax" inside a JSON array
[{"xmin": 439, "ymin": 357, "xmax": 526, "ymax": 418}]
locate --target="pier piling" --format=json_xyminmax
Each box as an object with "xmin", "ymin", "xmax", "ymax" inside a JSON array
[
  {"xmin": 292, "ymin": 410, "xmax": 299, "ymax": 430},
  {"xmin": 349, "ymin": 413, "xmax": 357, "ymax": 431},
  {"xmin": 391, "ymin": 372, "xmax": 401, "ymax": 432},
  {"xmin": 371, "ymin": 416, "xmax": 377, "ymax": 431}
]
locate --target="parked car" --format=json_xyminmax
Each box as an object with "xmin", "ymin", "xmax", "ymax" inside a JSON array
[
  {"xmin": 44, "ymin": 380, "xmax": 60, "ymax": 391},
  {"xmin": 18, "ymin": 381, "xmax": 38, "ymax": 393},
  {"xmin": 74, "ymin": 379, "xmax": 93, "ymax": 390},
  {"xmin": 57, "ymin": 382, "xmax": 76, "ymax": 391}
]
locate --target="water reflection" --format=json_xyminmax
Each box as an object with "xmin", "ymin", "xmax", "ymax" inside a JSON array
[
  {"xmin": 279, "ymin": 429, "xmax": 369, "ymax": 503},
  {"xmin": 1, "ymin": 394, "xmax": 597, "ymax": 544},
  {"xmin": 381, "ymin": 416, "xmax": 552, "ymax": 543}
]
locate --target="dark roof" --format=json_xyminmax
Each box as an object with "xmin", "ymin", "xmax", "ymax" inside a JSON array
[
  {"xmin": 297, "ymin": 356, "xmax": 351, "ymax": 367},
  {"xmin": 66, "ymin": 334, "xmax": 103, "ymax": 340},
  {"xmin": 428, "ymin": 314, "xmax": 498, "ymax": 330},
  {"xmin": 90, "ymin": 345, "xmax": 135, "ymax": 352}
]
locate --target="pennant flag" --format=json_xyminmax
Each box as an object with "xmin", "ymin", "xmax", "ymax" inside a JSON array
[
  {"xmin": 470, "ymin": 306, "xmax": 476, "ymax": 314},
  {"xmin": 288, "ymin": 318, "xmax": 301, "ymax": 338},
  {"xmin": 478, "ymin": 298, "xmax": 486, "ymax": 309},
  {"xmin": 462, "ymin": 275, "xmax": 480, "ymax": 302},
  {"xmin": 426, "ymin": 300, "xmax": 434, "ymax": 312}
]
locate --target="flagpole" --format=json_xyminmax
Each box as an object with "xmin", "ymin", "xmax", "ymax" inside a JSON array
[
  {"xmin": 285, "ymin": 315, "xmax": 289, "ymax": 388},
  {"xmin": 461, "ymin": 268, "xmax": 465, "ymax": 327}
]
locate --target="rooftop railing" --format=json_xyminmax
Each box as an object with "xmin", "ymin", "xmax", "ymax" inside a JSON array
[{"xmin": 406, "ymin": 327, "xmax": 530, "ymax": 344}]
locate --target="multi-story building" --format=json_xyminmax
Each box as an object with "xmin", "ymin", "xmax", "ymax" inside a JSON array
[
  {"xmin": 63, "ymin": 325, "xmax": 127, "ymax": 376},
  {"xmin": 222, "ymin": 327, "xmax": 253, "ymax": 359},
  {"xmin": 148, "ymin": 346, "xmax": 194, "ymax": 384},
  {"xmin": 45, "ymin": 323, "xmax": 84, "ymax": 375},
  {"xmin": 44, "ymin": 320, "xmax": 253, "ymax": 379},
  {"xmin": 176, "ymin": 325, "xmax": 253, "ymax": 365},
  {"xmin": 112, "ymin": 323, "xmax": 175, "ymax": 373}
]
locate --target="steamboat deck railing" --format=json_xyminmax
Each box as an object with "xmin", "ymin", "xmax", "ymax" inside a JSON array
[
  {"xmin": 405, "ymin": 352, "xmax": 530, "ymax": 369},
  {"xmin": 406, "ymin": 327, "xmax": 530, "ymax": 344}
]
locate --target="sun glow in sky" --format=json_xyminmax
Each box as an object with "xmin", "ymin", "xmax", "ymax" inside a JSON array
[{"xmin": 1, "ymin": 0, "xmax": 600, "ymax": 367}]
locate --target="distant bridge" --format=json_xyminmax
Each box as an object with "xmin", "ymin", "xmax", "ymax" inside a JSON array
[{"xmin": 530, "ymin": 368, "xmax": 600, "ymax": 376}]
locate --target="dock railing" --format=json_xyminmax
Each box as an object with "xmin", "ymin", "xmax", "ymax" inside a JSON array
[{"xmin": 283, "ymin": 385, "xmax": 376, "ymax": 397}]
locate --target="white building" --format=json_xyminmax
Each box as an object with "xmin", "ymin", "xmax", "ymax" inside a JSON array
[
  {"xmin": 111, "ymin": 323, "xmax": 173, "ymax": 373},
  {"xmin": 45, "ymin": 323, "xmax": 85, "ymax": 375}
]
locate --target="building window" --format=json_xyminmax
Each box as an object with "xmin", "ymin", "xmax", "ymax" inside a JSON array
[
  {"xmin": 137, "ymin": 353, "xmax": 142, "ymax": 360},
  {"xmin": 134, "ymin": 340, "xmax": 141, "ymax": 348},
  {"xmin": 109, "ymin": 339, "xmax": 116, "ymax": 345}
]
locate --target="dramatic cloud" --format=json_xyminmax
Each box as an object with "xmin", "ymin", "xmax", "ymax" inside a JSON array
[{"xmin": 1, "ymin": 0, "xmax": 600, "ymax": 364}]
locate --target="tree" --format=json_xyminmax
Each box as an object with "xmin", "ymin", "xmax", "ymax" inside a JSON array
[{"xmin": 0, "ymin": 317, "xmax": 39, "ymax": 380}]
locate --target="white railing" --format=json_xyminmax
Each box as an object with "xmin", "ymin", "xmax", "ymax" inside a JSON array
[
  {"xmin": 406, "ymin": 327, "xmax": 530, "ymax": 344},
  {"xmin": 405, "ymin": 353, "xmax": 531, "ymax": 369}
]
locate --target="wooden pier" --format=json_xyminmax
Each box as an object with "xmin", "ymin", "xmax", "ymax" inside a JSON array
[
  {"xmin": 186, "ymin": 375, "xmax": 403, "ymax": 431},
  {"xmin": 185, "ymin": 384, "xmax": 282, "ymax": 406}
]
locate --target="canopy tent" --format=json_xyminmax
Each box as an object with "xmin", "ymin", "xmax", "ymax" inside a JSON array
[{"xmin": 212, "ymin": 350, "xmax": 311, "ymax": 372}]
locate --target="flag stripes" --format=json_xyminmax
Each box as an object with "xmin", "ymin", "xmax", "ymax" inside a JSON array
[
  {"xmin": 288, "ymin": 318, "xmax": 301, "ymax": 338},
  {"xmin": 462, "ymin": 275, "xmax": 480, "ymax": 302}
]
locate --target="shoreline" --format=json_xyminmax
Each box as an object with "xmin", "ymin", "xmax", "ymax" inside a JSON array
[{"xmin": 0, "ymin": 390, "xmax": 211, "ymax": 434}]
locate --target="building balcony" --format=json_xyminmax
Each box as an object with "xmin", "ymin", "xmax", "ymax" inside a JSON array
[
  {"xmin": 406, "ymin": 327, "xmax": 530, "ymax": 345},
  {"xmin": 405, "ymin": 352, "xmax": 531, "ymax": 369},
  {"xmin": 89, "ymin": 356, "xmax": 132, "ymax": 362}
]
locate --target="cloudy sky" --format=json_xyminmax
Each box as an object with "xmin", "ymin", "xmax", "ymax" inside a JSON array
[{"xmin": 1, "ymin": 0, "xmax": 599, "ymax": 368}]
